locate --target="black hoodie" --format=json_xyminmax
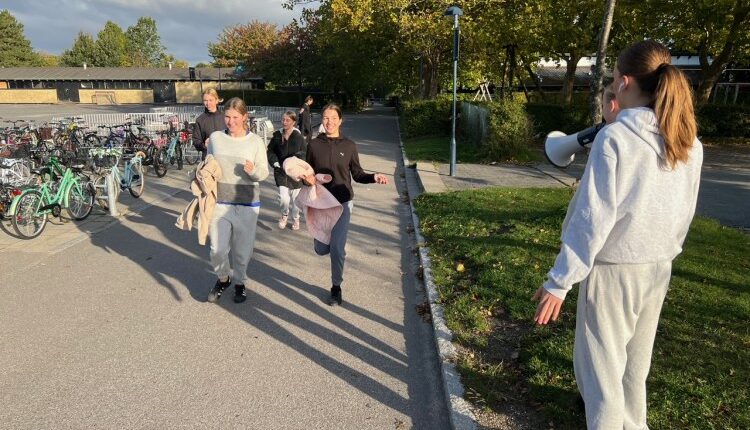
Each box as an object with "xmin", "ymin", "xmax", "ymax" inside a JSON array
[
  {"xmin": 305, "ymin": 134, "xmax": 375, "ymax": 203},
  {"xmin": 192, "ymin": 109, "xmax": 225, "ymax": 158}
]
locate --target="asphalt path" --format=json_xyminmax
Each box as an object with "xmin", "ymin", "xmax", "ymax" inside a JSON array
[{"xmin": 0, "ymin": 108, "xmax": 451, "ymax": 429}]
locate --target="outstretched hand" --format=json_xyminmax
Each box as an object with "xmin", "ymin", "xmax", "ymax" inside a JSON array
[
  {"xmin": 374, "ymin": 173, "xmax": 388, "ymax": 184},
  {"xmin": 532, "ymin": 286, "xmax": 564, "ymax": 325}
]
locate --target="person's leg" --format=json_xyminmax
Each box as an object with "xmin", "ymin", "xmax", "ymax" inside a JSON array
[
  {"xmin": 278, "ymin": 186, "xmax": 290, "ymax": 228},
  {"xmin": 207, "ymin": 204, "xmax": 233, "ymax": 302},
  {"xmin": 229, "ymin": 205, "xmax": 260, "ymax": 288},
  {"xmin": 329, "ymin": 201, "xmax": 353, "ymax": 293},
  {"xmin": 208, "ymin": 204, "xmax": 232, "ymax": 281},
  {"xmin": 574, "ymin": 263, "xmax": 640, "ymax": 429},
  {"xmin": 290, "ymin": 188, "xmax": 302, "ymax": 229},
  {"xmin": 622, "ymin": 262, "xmax": 671, "ymax": 430}
]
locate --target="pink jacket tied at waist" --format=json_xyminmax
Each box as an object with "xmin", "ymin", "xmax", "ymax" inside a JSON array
[
  {"xmin": 283, "ymin": 156, "xmax": 342, "ymax": 245},
  {"xmin": 175, "ymin": 155, "xmax": 223, "ymax": 245}
]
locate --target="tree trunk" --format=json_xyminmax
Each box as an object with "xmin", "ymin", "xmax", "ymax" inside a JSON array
[
  {"xmin": 695, "ymin": 4, "xmax": 749, "ymax": 104},
  {"xmin": 589, "ymin": 0, "xmax": 617, "ymax": 123},
  {"xmin": 561, "ymin": 52, "xmax": 580, "ymax": 105},
  {"xmin": 522, "ymin": 56, "xmax": 545, "ymax": 102},
  {"xmin": 507, "ymin": 45, "xmax": 517, "ymax": 98}
]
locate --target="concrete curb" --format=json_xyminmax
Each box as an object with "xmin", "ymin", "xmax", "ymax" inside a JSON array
[{"xmin": 396, "ymin": 118, "xmax": 477, "ymax": 430}]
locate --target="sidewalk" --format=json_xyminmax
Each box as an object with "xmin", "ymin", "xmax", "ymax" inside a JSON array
[{"xmin": 416, "ymin": 145, "xmax": 750, "ymax": 229}]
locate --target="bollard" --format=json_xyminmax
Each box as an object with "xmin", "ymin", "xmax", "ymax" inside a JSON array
[{"xmin": 106, "ymin": 170, "xmax": 119, "ymax": 216}]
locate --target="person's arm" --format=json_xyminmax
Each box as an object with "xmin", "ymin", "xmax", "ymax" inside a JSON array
[
  {"xmin": 267, "ymin": 133, "xmax": 280, "ymax": 169},
  {"xmin": 192, "ymin": 120, "xmax": 204, "ymax": 150},
  {"xmin": 534, "ymin": 135, "xmax": 619, "ymax": 324},
  {"xmin": 349, "ymin": 144, "xmax": 376, "ymax": 184},
  {"xmin": 244, "ymin": 137, "xmax": 270, "ymax": 182}
]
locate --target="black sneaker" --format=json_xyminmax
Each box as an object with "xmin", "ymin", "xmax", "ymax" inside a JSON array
[
  {"xmin": 328, "ymin": 285, "xmax": 342, "ymax": 306},
  {"xmin": 234, "ymin": 284, "xmax": 247, "ymax": 303},
  {"xmin": 207, "ymin": 278, "xmax": 231, "ymax": 303}
]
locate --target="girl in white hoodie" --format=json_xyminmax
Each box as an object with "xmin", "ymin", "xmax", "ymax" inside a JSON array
[{"xmin": 533, "ymin": 40, "xmax": 703, "ymax": 429}]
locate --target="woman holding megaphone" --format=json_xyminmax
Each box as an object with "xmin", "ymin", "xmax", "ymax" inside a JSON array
[{"xmin": 533, "ymin": 40, "xmax": 703, "ymax": 429}]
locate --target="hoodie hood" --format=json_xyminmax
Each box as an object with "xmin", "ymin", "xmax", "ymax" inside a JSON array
[{"xmin": 615, "ymin": 107, "xmax": 666, "ymax": 159}]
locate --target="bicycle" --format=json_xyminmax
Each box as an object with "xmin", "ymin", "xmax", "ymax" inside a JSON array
[
  {"xmin": 8, "ymin": 156, "xmax": 94, "ymax": 239},
  {"xmin": 89, "ymin": 147, "xmax": 146, "ymax": 211}
]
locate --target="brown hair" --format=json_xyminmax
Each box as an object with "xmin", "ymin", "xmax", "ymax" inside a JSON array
[
  {"xmin": 224, "ymin": 97, "xmax": 248, "ymax": 130},
  {"xmin": 304, "ymin": 95, "xmax": 314, "ymax": 104},
  {"xmin": 202, "ymin": 87, "xmax": 223, "ymax": 102},
  {"xmin": 321, "ymin": 103, "xmax": 343, "ymax": 119},
  {"xmin": 617, "ymin": 40, "xmax": 697, "ymax": 168},
  {"xmin": 283, "ymin": 109, "xmax": 297, "ymax": 123}
]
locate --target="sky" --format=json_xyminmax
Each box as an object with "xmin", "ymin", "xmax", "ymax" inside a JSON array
[{"xmin": 4, "ymin": 0, "xmax": 312, "ymax": 66}]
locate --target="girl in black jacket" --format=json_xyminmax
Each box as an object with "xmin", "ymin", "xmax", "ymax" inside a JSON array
[
  {"xmin": 302, "ymin": 104, "xmax": 388, "ymax": 306},
  {"xmin": 192, "ymin": 88, "xmax": 225, "ymax": 161},
  {"xmin": 267, "ymin": 110, "xmax": 307, "ymax": 230}
]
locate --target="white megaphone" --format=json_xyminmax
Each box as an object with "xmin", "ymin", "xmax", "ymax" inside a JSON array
[{"xmin": 544, "ymin": 122, "xmax": 606, "ymax": 168}]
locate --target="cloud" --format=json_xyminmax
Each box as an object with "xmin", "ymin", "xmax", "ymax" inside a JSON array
[{"xmin": 3, "ymin": 0, "xmax": 304, "ymax": 65}]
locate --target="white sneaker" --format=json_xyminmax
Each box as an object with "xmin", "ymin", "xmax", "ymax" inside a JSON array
[{"xmin": 278, "ymin": 214, "xmax": 288, "ymax": 229}]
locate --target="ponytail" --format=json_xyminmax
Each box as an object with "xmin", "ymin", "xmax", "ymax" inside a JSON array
[
  {"xmin": 617, "ymin": 40, "xmax": 698, "ymax": 169},
  {"xmin": 654, "ymin": 64, "xmax": 697, "ymax": 169}
]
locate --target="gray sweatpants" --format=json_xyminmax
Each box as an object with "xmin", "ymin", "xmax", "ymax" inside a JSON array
[
  {"xmin": 278, "ymin": 185, "xmax": 301, "ymax": 219},
  {"xmin": 314, "ymin": 200, "xmax": 353, "ymax": 287},
  {"xmin": 574, "ymin": 261, "xmax": 672, "ymax": 430},
  {"xmin": 209, "ymin": 204, "xmax": 260, "ymax": 286}
]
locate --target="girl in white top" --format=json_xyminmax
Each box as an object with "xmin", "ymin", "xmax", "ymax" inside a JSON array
[
  {"xmin": 533, "ymin": 40, "xmax": 703, "ymax": 429},
  {"xmin": 205, "ymin": 97, "xmax": 269, "ymax": 304}
]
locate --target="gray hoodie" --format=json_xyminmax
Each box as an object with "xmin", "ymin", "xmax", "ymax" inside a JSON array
[{"xmin": 544, "ymin": 107, "xmax": 703, "ymax": 300}]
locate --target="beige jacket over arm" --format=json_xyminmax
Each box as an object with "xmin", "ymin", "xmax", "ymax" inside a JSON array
[{"xmin": 175, "ymin": 155, "xmax": 223, "ymax": 245}]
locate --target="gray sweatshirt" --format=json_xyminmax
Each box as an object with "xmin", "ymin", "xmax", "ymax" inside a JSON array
[
  {"xmin": 208, "ymin": 130, "xmax": 269, "ymax": 205},
  {"xmin": 544, "ymin": 107, "xmax": 703, "ymax": 300}
]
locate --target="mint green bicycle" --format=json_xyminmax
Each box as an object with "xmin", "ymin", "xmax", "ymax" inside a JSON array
[
  {"xmin": 9, "ymin": 156, "xmax": 94, "ymax": 239},
  {"xmin": 90, "ymin": 148, "xmax": 146, "ymax": 210}
]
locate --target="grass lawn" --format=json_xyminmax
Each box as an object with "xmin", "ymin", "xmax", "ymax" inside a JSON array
[
  {"xmin": 402, "ymin": 135, "xmax": 484, "ymax": 164},
  {"xmin": 414, "ymin": 187, "xmax": 750, "ymax": 429}
]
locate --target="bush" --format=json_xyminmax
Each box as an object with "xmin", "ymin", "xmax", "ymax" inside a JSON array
[
  {"xmin": 398, "ymin": 98, "xmax": 452, "ymax": 138},
  {"xmin": 483, "ymin": 98, "xmax": 535, "ymax": 161},
  {"xmin": 696, "ymin": 104, "xmax": 750, "ymax": 138},
  {"xmin": 525, "ymin": 103, "xmax": 590, "ymax": 135}
]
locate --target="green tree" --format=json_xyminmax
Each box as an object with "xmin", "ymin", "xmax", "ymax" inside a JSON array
[
  {"xmin": 208, "ymin": 20, "xmax": 281, "ymax": 75},
  {"xmin": 60, "ymin": 31, "xmax": 96, "ymax": 66},
  {"xmin": 0, "ymin": 9, "xmax": 40, "ymax": 66},
  {"xmin": 623, "ymin": 0, "xmax": 750, "ymax": 104},
  {"xmin": 37, "ymin": 51, "xmax": 60, "ymax": 67},
  {"xmin": 94, "ymin": 21, "xmax": 127, "ymax": 67},
  {"xmin": 125, "ymin": 17, "xmax": 166, "ymax": 67}
]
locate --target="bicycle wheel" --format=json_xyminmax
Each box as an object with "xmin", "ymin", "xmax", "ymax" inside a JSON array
[
  {"xmin": 66, "ymin": 177, "xmax": 94, "ymax": 220},
  {"xmin": 84, "ymin": 133, "xmax": 101, "ymax": 147},
  {"xmin": 182, "ymin": 142, "xmax": 200, "ymax": 165},
  {"xmin": 11, "ymin": 190, "xmax": 48, "ymax": 239},
  {"xmin": 128, "ymin": 159, "xmax": 145, "ymax": 198},
  {"xmin": 152, "ymin": 148, "xmax": 167, "ymax": 178},
  {"xmin": 175, "ymin": 143, "xmax": 183, "ymax": 170}
]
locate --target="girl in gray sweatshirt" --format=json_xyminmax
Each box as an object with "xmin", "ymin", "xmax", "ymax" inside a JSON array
[
  {"xmin": 205, "ymin": 98, "xmax": 269, "ymax": 304},
  {"xmin": 533, "ymin": 41, "xmax": 703, "ymax": 429}
]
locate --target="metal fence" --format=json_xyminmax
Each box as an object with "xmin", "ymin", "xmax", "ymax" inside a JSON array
[{"xmin": 460, "ymin": 102, "xmax": 489, "ymax": 146}]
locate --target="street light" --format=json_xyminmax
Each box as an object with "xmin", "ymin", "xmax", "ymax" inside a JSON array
[{"xmin": 444, "ymin": 6, "xmax": 463, "ymax": 177}]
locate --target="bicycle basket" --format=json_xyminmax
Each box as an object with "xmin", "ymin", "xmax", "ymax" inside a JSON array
[{"xmin": 93, "ymin": 154, "xmax": 118, "ymax": 168}]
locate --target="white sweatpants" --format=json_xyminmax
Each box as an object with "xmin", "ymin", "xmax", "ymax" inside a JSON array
[
  {"xmin": 574, "ymin": 261, "xmax": 672, "ymax": 430},
  {"xmin": 278, "ymin": 186, "xmax": 301, "ymax": 220},
  {"xmin": 208, "ymin": 204, "xmax": 260, "ymax": 286}
]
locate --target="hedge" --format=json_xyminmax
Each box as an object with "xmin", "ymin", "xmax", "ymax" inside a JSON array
[
  {"xmin": 525, "ymin": 103, "xmax": 590, "ymax": 135},
  {"xmin": 398, "ymin": 98, "xmax": 453, "ymax": 138},
  {"xmin": 696, "ymin": 104, "xmax": 750, "ymax": 138}
]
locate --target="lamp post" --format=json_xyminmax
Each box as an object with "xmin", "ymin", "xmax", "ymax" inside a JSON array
[{"xmin": 444, "ymin": 6, "xmax": 463, "ymax": 177}]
